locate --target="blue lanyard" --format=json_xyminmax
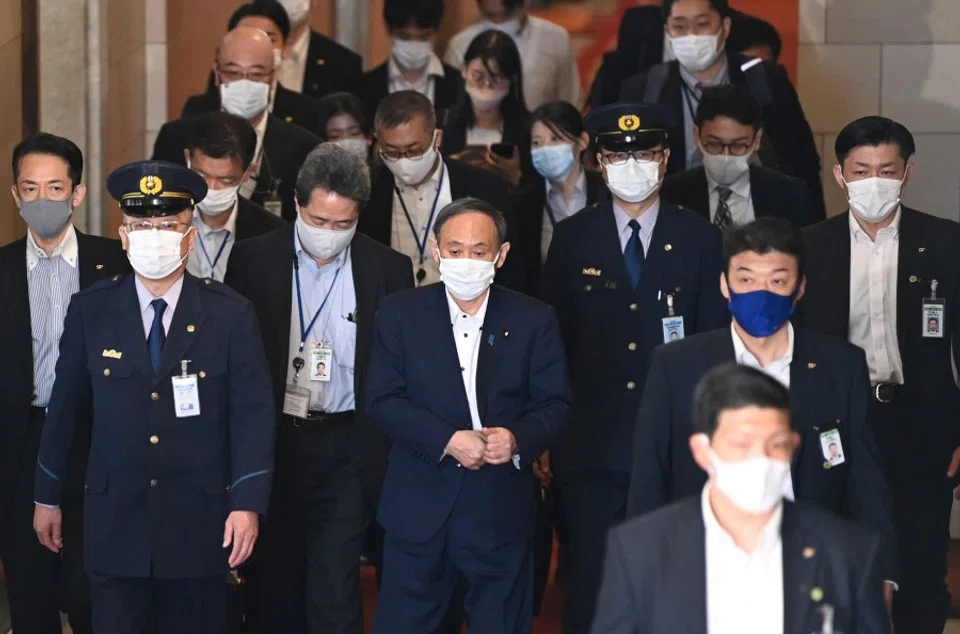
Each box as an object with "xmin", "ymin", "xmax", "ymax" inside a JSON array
[
  {"xmin": 394, "ymin": 162, "xmax": 446, "ymax": 264},
  {"xmin": 196, "ymin": 230, "xmax": 231, "ymax": 281},
  {"xmin": 293, "ymin": 246, "xmax": 343, "ymax": 354}
]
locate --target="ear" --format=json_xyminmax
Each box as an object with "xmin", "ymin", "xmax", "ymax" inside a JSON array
[
  {"xmin": 183, "ymin": 148, "xmax": 192, "ymax": 167},
  {"xmin": 689, "ymin": 434, "xmax": 713, "ymax": 474},
  {"xmin": 496, "ymin": 242, "xmax": 511, "ymax": 268},
  {"xmin": 661, "ymin": 147, "xmax": 671, "ymax": 171},
  {"xmin": 71, "ymin": 183, "xmax": 87, "ymax": 208},
  {"xmin": 753, "ymin": 128, "xmax": 764, "ymax": 150},
  {"xmin": 434, "ymin": 128, "xmax": 444, "ymax": 150},
  {"xmin": 719, "ymin": 271, "xmax": 730, "ymax": 301},
  {"xmin": 832, "ymin": 164, "xmax": 846, "ymax": 193},
  {"xmin": 184, "ymin": 222, "xmax": 198, "ymax": 254},
  {"xmin": 903, "ymin": 162, "xmax": 916, "ymax": 188},
  {"xmin": 794, "ymin": 276, "xmax": 807, "ymax": 304},
  {"xmin": 118, "ymin": 224, "xmax": 130, "ymax": 251},
  {"xmin": 428, "ymin": 236, "xmax": 440, "ymax": 263},
  {"xmin": 10, "ymin": 185, "xmax": 20, "ymax": 208},
  {"xmin": 721, "ymin": 15, "xmax": 732, "ymax": 41}
]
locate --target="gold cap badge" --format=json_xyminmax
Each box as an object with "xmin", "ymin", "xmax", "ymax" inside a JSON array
[
  {"xmin": 139, "ymin": 175, "xmax": 163, "ymax": 196},
  {"xmin": 618, "ymin": 115, "xmax": 641, "ymax": 132}
]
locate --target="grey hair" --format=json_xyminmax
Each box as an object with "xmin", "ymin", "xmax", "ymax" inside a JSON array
[
  {"xmin": 295, "ymin": 142, "xmax": 371, "ymax": 207},
  {"xmin": 433, "ymin": 197, "xmax": 507, "ymax": 246}
]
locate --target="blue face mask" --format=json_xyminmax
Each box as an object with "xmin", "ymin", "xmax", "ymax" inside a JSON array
[
  {"xmin": 531, "ymin": 144, "xmax": 577, "ymax": 182},
  {"xmin": 728, "ymin": 288, "xmax": 796, "ymax": 338}
]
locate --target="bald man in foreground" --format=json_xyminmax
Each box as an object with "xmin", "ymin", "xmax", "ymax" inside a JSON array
[{"xmin": 151, "ymin": 26, "xmax": 321, "ymax": 221}]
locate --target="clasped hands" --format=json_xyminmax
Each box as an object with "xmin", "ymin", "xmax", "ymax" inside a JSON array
[{"xmin": 445, "ymin": 428, "xmax": 517, "ymax": 470}]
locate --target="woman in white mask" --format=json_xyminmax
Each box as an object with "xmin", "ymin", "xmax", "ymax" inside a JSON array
[
  {"xmin": 443, "ymin": 30, "xmax": 532, "ymax": 187},
  {"xmin": 316, "ymin": 92, "xmax": 374, "ymax": 163}
]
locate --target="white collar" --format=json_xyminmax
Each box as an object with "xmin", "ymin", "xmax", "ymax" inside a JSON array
[
  {"xmin": 287, "ymin": 28, "xmax": 311, "ymax": 63},
  {"xmin": 701, "ymin": 483, "xmax": 783, "ymax": 555},
  {"xmin": 730, "ymin": 321, "xmax": 795, "ymax": 368},
  {"xmin": 446, "ymin": 286, "xmax": 490, "ymax": 325},
  {"xmin": 193, "ymin": 200, "xmax": 239, "ymax": 238},
  {"xmin": 388, "ymin": 52, "xmax": 446, "ymax": 82},
  {"xmin": 26, "ymin": 224, "xmax": 78, "ymax": 271},
  {"xmin": 849, "ymin": 207, "xmax": 901, "ymax": 244}
]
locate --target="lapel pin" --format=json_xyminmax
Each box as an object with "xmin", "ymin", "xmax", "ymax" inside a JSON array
[
  {"xmin": 488, "ymin": 334, "xmax": 495, "ymax": 346},
  {"xmin": 909, "ymin": 275, "xmax": 918, "ymax": 283},
  {"xmin": 187, "ymin": 325, "xmax": 196, "ymax": 333},
  {"xmin": 96, "ymin": 264, "xmax": 104, "ymax": 270},
  {"xmin": 823, "ymin": 461, "xmax": 832, "ymax": 470},
  {"xmin": 810, "ymin": 587, "xmax": 824, "ymax": 602},
  {"xmin": 803, "ymin": 547, "xmax": 816, "ymax": 559},
  {"xmin": 504, "ymin": 330, "xmax": 510, "ymax": 338},
  {"xmin": 807, "ymin": 362, "xmax": 816, "ymax": 369},
  {"xmin": 199, "ymin": 371, "xmax": 206, "ymax": 379},
  {"xmin": 919, "ymin": 247, "xmax": 926, "ymax": 253},
  {"xmin": 316, "ymin": 59, "xmax": 325, "ymax": 65},
  {"xmin": 664, "ymin": 244, "xmax": 673, "ymax": 251},
  {"xmin": 284, "ymin": 116, "xmax": 294, "ymax": 123}
]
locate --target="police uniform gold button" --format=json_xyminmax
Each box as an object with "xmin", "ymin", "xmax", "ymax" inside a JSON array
[
  {"xmin": 103, "ymin": 368, "xmax": 111, "ymax": 376},
  {"xmin": 187, "ymin": 325, "xmax": 195, "ymax": 333},
  {"xmin": 627, "ymin": 381, "xmax": 636, "ymax": 390},
  {"xmin": 199, "ymin": 371, "xmax": 206, "ymax": 379},
  {"xmin": 149, "ymin": 435, "xmax": 159, "ymax": 445},
  {"xmin": 628, "ymin": 343, "xmax": 637, "ymax": 351},
  {"xmin": 149, "ymin": 478, "xmax": 158, "ymax": 487},
  {"xmin": 151, "ymin": 392, "xmax": 159, "ymax": 401},
  {"xmin": 629, "ymin": 303, "xmax": 638, "ymax": 311}
]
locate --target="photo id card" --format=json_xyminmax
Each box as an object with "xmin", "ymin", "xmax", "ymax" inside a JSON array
[
  {"xmin": 310, "ymin": 345, "xmax": 333, "ymax": 382},
  {"xmin": 172, "ymin": 375, "xmax": 200, "ymax": 418},
  {"xmin": 922, "ymin": 299, "xmax": 945, "ymax": 339},
  {"xmin": 282, "ymin": 383, "xmax": 312, "ymax": 419},
  {"xmin": 820, "ymin": 428, "xmax": 845, "ymax": 467},
  {"xmin": 662, "ymin": 316, "xmax": 685, "ymax": 343}
]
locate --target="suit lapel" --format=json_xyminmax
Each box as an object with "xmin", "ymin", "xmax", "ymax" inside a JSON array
[
  {"xmin": 788, "ymin": 330, "xmax": 818, "ymax": 473},
  {"xmin": 781, "ymin": 504, "xmax": 820, "ymax": 634},
  {"xmin": 749, "ymin": 166, "xmax": 774, "ymax": 219},
  {"xmin": 76, "ymin": 232, "xmax": 107, "ymax": 288},
  {"xmin": 2, "ymin": 239, "xmax": 34, "ymax": 383},
  {"xmin": 153, "ymin": 274, "xmax": 206, "ymax": 385},
  {"xmin": 350, "ymin": 236, "xmax": 381, "ymax": 397},
  {"xmin": 593, "ymin": 203, "xmax": 633, "ymax": 290},
  {"xmin": 475, "ymin": 287, "xmax": 506, "ymax": 421},
  {"xmin": 895, "ymin": 208, "xmax": 926, "ymax": 349},
  {"xmin": 272, "ymin": 227, "xmax": 296, "ymax": 385},
  {"xmin": 361, "ymin": 167, "xmax": 398, "ymax": 247},
  {"xmin": 690, "ymin": 169, "xmax": 711, "ymax": 220},
  {"xmin": 642, "ymin": 203, "xmax": 681, "ymax": 294},
  {"xmin": 823, "ymin": 215, "xmax": 853, "ymax": 334},
  {"xmin": 110, "ymin": 276, "xmax": 154, "ymax": 378},
  {"xmin": 425, "ymin": 284, "xmax": 471, "ymax": 414},
  {"xmin": 671, "ymin": 500, "xmax": 707, "ymax": 633}
]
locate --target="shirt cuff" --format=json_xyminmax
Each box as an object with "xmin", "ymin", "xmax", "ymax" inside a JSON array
[
  {"xmin": 512, "ymin": 454, "xmax": 521, "ymax": 470},
  {"xmin": 884, "ymin": 580, "xmax": 898, "ymax": 591},
  {"xmin": 35, "ymin": 502, "xmax": 59, "ymax": 509}
]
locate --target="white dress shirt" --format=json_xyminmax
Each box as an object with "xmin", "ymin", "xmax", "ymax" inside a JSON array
[
  {"xmin": 445, "ymin": 16, "xmax": 582, "ymax": 110},
  {"xmin": 730, "ymin": 322, "xmax": 793, "ymax": 388},
  {"xmin": 391, "ymin": 160, "xmax": 452, "ymax": 285},
  {"xmin": 388, "ymin": 53, "xmax": 446, "ymax": 103},
  {"xmin": 613, "ymin": 198, "xmax": 660, "ymax": 254},
  {"xmin": 135, "ymin": 275, "xmax": 184, "ymax": 337},
  {"xmin": 187, "ymin": 202, "xmax": 238, "ymax": 282},
  {"xmin": 448, "ymin": 290, "xmax": 489, "ymax": 431},
  {"xmin": 240, "ymin": 112, "xmax": 270, "ymax": 201},
  {"xmin": 848, "ymin": 209, "xmax": 904, "ymax": 384},
  {"xmin": 279, "ymin": 28, "xmax": 310, "ymax": 94},
  {"xmin": 707, "ymin": 169, "xmax": 755, "ymax": 226},
  {"xmin": 541, "ymin": 169, "xmax": 587, "ymax": 261},
  {"xmin": 465, "ymin": 127, "xmax": 503, "ymax": 147},
  {"xmin": 703, "ymin": 484, "xmax": 784, "ymax": 634}
]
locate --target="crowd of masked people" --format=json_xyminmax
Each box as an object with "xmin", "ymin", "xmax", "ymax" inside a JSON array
[{"xmin": 2, "ymin": 0, "xmax": 959, "ymax": 633}]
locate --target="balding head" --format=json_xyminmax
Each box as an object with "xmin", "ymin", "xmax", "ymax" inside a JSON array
[{"xmin": 217, "ymin": 26, "xmax": 275, "ymax": 75}]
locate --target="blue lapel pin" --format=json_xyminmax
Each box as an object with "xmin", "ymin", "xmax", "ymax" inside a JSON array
[{"xmin": 488, "ymin": 334, "xmax": 495, "ymax": 346}]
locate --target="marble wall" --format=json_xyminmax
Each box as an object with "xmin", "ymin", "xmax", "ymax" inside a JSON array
[{"xmin": 0, "ymin": 0, "xmax": 24, "ymax": 245}]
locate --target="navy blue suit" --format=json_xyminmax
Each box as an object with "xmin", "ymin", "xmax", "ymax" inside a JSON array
[
  {"xmin": 540, "ymin": 199, "xmax": 726, "ymax": 633},
  {"xmin": 367, "ymin": 284, "xmax": 570, "ymax": 634},
  {"xmin": 592, "ymin": 497, "xmax": 890, "ymax": 634},
  {"xmin": 35, "ymin": 272, "xmax": 275, "ymax": 634},
  {"xmin": 627, "ymin": 326, "xmax": 896, "ymax": 578}
]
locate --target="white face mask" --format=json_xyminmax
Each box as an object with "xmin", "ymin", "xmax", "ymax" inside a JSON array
[
  {"xmin": 701, "ymin": 150, "xmax": 753, "ymax": 187},
  {"xmin": 296, "ymin": 213, "xmax": 356, "ymax": 261},
  {"xmin": 843, "ymin": 175, "xmax": 904, "ymax": 223},
  {"xmin": 220, "ymin": 80, "xmax": 271, "ymax": 120},
  {"xmin": 710, "ymin": 450, "xmax": 791, "ymax": 514},
  {"xmin": 484, "ymin": 17, "xmax": 522, "ymax": 36},
  {"xmin": 279, "ymin": 0, "xmax": 310, "ymax": 28},
  {"xmin": 333, "ymin": 137, "xmax": 368, "ymax": 157},
  {"xmin": 438, "ymin": 253, "xmax": 499, "ymax": 301},
  {"xmin": 604, "ymin": 158, "xmax": 662, "ymax": 203},
  {"xmin": 197, "ymin": 185, "xmax": 240, "ymax": 216},
  {"xmin": 126, "ymin": 228, "xmax": 191, "ymax": 280},
  {"xmin": 465, "ymin": 84, "xmax": 509, "ymax": 113},
  {"xmin": 669, "ymin": 32, "xmax": 724, "ymax": 73},
  {"xmin": 383, "ymin": 132, "xmax": 439, "ymax": 186},
  {"xmin": 393, "ymin": 39, "xmax": 434, "ymax": 71}
]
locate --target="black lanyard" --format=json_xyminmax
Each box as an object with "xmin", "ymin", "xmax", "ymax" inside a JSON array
[
  {"xmin": 680, "ymin": 80, "xmax": 701, "ymax": 122},
  {"xmin": 394, "ymin": 163, "xmax": 446, "ymax": 279}
]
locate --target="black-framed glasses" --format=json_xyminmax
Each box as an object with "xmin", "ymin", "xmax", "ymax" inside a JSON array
[
  {"xmin": 701, "ymin": 140, "xmax": 756, "ymax": 156},
  {"xmin": 122, "ymin": 220, "xmax": 191, "ymax": 232},
  {"xmin": 599, "ymin": 149, "xmax": 664, "ymax": 166}
]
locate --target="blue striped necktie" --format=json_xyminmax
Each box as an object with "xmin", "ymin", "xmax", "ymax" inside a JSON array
[
  {"xmin": 148, "ymin": 299, "xmax": 167, "ymax": 373},
  {"xmin": 624, "ymin": 219, "xmax": 645, "ymax": 289}
]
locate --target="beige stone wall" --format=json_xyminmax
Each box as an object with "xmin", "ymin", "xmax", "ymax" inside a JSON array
[{"xmin": 0, "ymin": 0, "xmax": 24, "ymax": 245}]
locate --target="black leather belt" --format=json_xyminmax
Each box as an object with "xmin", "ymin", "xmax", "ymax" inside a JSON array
[
  {"xmin": 871, "ymin": 383, "xmax": 901, "ymax": 404},
  {"xmin": 289, "ymin": 410, "xmax": 355, "ymax": 427}
]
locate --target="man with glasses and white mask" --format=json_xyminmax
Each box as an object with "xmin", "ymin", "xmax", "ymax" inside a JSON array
[
  {"xmin": 153, "ymin": 26, "xmax": 321, "ymax": 221},
  {"xmin": 541, "ymin": 101, "xmax": 728, "ymax": 634},
  {"xmin": 796, "ymin": 116, "xmax": 960, "ymax": 634},
  {"xmin": 661, "ymin": 85, "xmax": 819, "ymax": 228},
  {"xmin": 33, "ymin": 160, "xmax": 275, "ymax": 634},
  {"xmin": 359, "ymin": 90, "xmax": 526, "ymax": 292},
  {"xmin": 368, "ymin": 197, "xmax": 570, "ymax": 634}
]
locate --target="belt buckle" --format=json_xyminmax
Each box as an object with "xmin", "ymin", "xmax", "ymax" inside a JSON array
[{"xmin": 874, "ymin": 384, "xmax": 892, "ymax": 404}]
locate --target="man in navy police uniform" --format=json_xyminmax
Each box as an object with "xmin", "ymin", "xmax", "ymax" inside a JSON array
[
  {"xmin": 540, "ymin": 101, "xmax": 728, "ymax": 634},
  {"xmin": 33, "ymin": 161, "xmax": 275, "ymax": 634}
]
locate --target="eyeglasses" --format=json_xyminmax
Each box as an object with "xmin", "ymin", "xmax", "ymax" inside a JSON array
[
  {"xmin": 379, "ymin": 146, "xmax": 433, "ymax": 161},
  {"xmin": 217, "ymin": 66, "xmax": 272, "ymax": 83},
  {"xmin": 599, "ymin": 150, "xmax": 664, "ymax": 166},
  {"xmin": 701, "ymin": 140, "xmax": 756, "ymax": 156},
  {"xmin": 467, "ymin": 70, "xmax": 509, "ymax": 88},
  {"xmin": 122, "ymin": 220, "xmax": 191, "ymax": 232}
]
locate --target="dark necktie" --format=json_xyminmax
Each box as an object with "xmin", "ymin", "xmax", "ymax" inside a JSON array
[
  {"xmin": 624, "ymin": 219, "xmax": 645, "ymax": 289},
  {"xmin": 714, "ymin": 186, "xmax": 734, "ymax": 229},
  {"xmin": 148, "ymin": 298, "xmax": 167, "ymax": 373}
]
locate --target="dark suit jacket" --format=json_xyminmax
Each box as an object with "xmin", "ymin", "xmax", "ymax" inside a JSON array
[
  {"xmin": 0, "ymin": 231, "xmax": 129, "ymax": 524},
  {"xmin": 540, "ymin": 200, "xmax": 728, "ymax": 473},
  {"xmin": 627, "ymin": 326, "xmax": 896, "ymax": 577},
  {"xmin": 358, "ymin": 159, "xmax": 528, "ymax": 293},
  {"xmin": 301, "ymin": 30, "xmax": 364, "ymax": 100},
  {"xmin": 35, "ymin": 273, "xmax": 275, "ymax": 579},
  {"xmin": 367, "ymin": 284, "xmax": 571, "ymax": 542},
  {"xmin": 512, "ymin": 169, "xmax": 610, "ymax": 293},
  {"xmin": 225, "ymin": 226, "xmax": 414, "ymax": 506},
  {"xmin": 234, "ymin": 197, "xmax": 286, "ymax": 242},
  {"xmin": 620, "ymin": 52, "xmax": 826, "ymax": 220},
  {"xmin": 181, "ymin": 84, "xmax": 322, "ymax": 136},
  {"xmin": 795, "ymin": 208, "xmax": 960, "ymax": 482},
  {"xmin": 152, "ymin": 114, "xmax": 321, "ymax": 222},
  {"xmin": 591, "ymin": 497, "xmax": 890, "ymax": 634},
  {"xmin": 361, "ymin": 62, "xmax": 464, "ymax": 127},
  {"xmin": 660, "ymin": 165, "xmax": 822, "ymax": 226}
]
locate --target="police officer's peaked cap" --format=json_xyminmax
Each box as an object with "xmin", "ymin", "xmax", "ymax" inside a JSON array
[
  {"xmin": 106, "ymin": 160, "xmax": 207, "ymax": 217},
  {"xmin": 585, "ymin": 102, "xmax": 678, "ymax": 151}
]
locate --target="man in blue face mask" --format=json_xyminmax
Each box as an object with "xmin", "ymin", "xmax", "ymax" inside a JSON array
[{"xmin": 625, "ymin": 217, "xmax": 898, "ymax": 610}]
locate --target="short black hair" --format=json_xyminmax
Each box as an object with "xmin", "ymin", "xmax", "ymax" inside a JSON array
[
  {"xmin": 693, "ymin": 363, "xmax": 792, "ymax": 437},
  {"xmin": 530, "ymin": 100, "xmax": 585, "ymax": 143},
  {"xmin": 835, "ymin": 116, "xmax": 916, "ymax": 167},
  {"xmin": 317, "ymin": 92, "xmax": 372, "ymax": 140},
  {"xmin": 481, "ymin": 0, "xmax": 524, "ymax": 11},
  {"xmin": 694, "ymin": 85, "xmax": 762, "ymax": 130},
  {"xmin": 723, "ymin": 217, "xmax": 806, "ymax": 281},
  {"xmin": 384, "ymin": 0, "xmax": 444, "ymax": 31},
  {"xmin": 433, "ymin": 197, "xmax": 508, "ymax": 247},
  {"xmin": 12, "ymin": 133, "xmax": 84, "ymax": 186},
  {"xmin": 662, "ymin": 0, "xmax": 730, "ymax": 22},
  {"xmin": 375, "ymin": 90, "xmax": 437, "ymax": 132},
  {"xmin": 728, "ymin": 12, "xmax": 782, "ymax": 61},
  {"xmin": 228, "ymin": 1, "xmax": 291, "ymax": 42},
  {"xmin": 186, "ymin": 112, "xmax": 258, "ymax": 170}
]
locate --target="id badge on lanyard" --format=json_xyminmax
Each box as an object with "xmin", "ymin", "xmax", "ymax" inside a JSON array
[{"xmin": 923, "ymin": 278, "xmax": 946, "ymax": 338}]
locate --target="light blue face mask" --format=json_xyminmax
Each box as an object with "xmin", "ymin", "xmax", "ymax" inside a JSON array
[{"xmin": 531, "ymin": 144, "xmax": 576, "ymax": 182}]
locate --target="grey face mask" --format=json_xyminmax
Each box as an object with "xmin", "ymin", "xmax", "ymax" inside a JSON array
[{"xmin": 19, "ymin": 198, "xmax": 73, "ymax": 239}]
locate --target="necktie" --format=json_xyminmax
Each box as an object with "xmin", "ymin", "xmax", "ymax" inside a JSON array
[
  {"xmin": 148, "ymin": 298, "xmax": 167, "ymax": 374},
  {"xmin": 715, "ymin": 186, "xmax": 734, "ymax": 229},
  {"xmin": 624, "ymin": 219, "xmax": 645, "ymax": 289}
]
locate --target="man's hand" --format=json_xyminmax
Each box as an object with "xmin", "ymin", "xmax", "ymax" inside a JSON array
[
  {"xmin": 532, "ymin": 451, "xmax": 553, "ymax": 487},
  {"xmin": 34, "ymin": 505, "xmax": 63, "ymax": 553},
  {"xmin": 947, "ymin": 445, "xmax": 960, "ymax": 477},
  {"xmin": 223, "ymin": 511, "xmax": 259, "ymax": 569},
  {"xmin": 446, "ymin": 430, "xmax": 487, "ymax": 470},
  {"xmin": 482, "ymin": 427, "xmax": 518, "ymax": 465}
]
